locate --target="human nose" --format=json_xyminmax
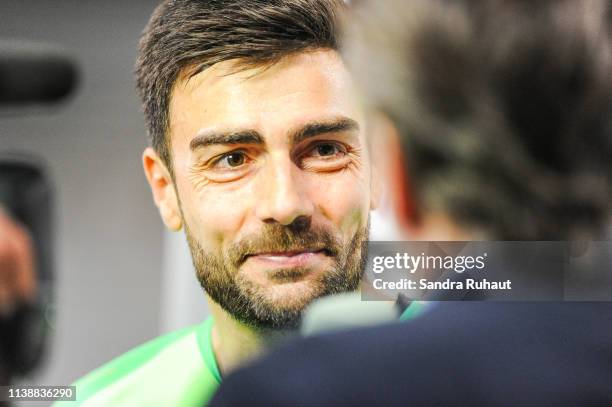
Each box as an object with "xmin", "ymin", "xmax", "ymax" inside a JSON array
[{"xmin": 254, "ymin": 155, "xmax": 314, "ymax": 226}]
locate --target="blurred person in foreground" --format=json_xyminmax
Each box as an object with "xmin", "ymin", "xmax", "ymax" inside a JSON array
[
  {"xmin": 0, "ymin": 208, "xmax": 36, "ymax": 386},
  {"xmin": 211, "ymin": 0, "xmax": 612, "ymax": 405},
  {"xmin": 57, "ymin": 1, "xmax": 380, "ymax": 406}
]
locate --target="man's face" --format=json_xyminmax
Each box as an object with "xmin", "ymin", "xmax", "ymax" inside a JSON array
[{"xmin": 150, "ymin": 50, "xmax": 375, "ymax": 329}]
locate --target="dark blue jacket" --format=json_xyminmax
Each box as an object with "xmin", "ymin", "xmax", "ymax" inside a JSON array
[{"xmin": 211, "ymin": 302, "xmax": 612, "ymax": 406}]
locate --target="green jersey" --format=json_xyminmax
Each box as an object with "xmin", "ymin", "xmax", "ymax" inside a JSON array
[
  {"xmin": 54, "ymin": 302, "xmax": 426, "ymax": 407},
  {"xmin": 54, "ymin": 318, "xmax": 221, "ymax": 407}
]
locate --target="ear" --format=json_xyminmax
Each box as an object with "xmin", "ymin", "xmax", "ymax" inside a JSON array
[
  {"xmin": 373, "ymin": 114, "xmax": 419, "ymax": 233},
  {"xmin": 142, "ymin": 147, "xmax": 182, "ymax": 231},
  {"xmin": 367, "ymin": 114, "xmax": 387, "ymax": 212},
  {"xmin": 369, "ymin": 164, "xmax": 382, "ymax": 211}
]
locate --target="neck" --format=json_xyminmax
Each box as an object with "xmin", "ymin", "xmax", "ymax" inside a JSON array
[{"xmin": 207, "ymin": 299, "xmax": 296, "ymax": 377}]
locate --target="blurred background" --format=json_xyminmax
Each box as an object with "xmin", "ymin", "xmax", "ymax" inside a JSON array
[{"xmin": 0, "ymin": 0, "xmax": 212, "ymax": 389}]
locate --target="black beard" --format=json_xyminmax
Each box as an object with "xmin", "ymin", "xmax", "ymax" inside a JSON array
[{"xmin": 185, "ymin": 217, "xmax": 369, "ymax": 330}]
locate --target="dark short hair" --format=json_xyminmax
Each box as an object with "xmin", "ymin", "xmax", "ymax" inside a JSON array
[
  {"xmin": 135, "ymin": 0, "xmax": 343, "ymax": 169},
  {"xmin": 345, "ymin": 0, "xmax": 612, "ymax": 239}
]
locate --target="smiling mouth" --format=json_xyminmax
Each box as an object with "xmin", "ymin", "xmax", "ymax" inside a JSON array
[{"xmin": 243, "ymin": 249, "xmax": 330, "ymax": 267}]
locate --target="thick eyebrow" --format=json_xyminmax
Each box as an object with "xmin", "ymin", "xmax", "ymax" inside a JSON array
[
  {"xmin": 189, "ymin": 117, "xmax": 359, "ymax": 151},
  {"xmin": 190, "ymin": 130, "xmax": 263, "ymax": 151},
  {"xmin": 290, "ymin": 117, "xmax": 360, "ymax": 145}
]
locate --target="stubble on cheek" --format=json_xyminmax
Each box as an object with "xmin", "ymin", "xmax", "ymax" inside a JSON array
[{"xmin": 185, "ymin": 217, "xmax": 370, "ymax": 329}]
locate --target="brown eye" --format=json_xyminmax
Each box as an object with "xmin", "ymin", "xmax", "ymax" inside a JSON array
[
  {"xmin": 199, "ymin": 149, "xmax": 256, "ymax": 183},
  {"xmin": 299, "ymin": 141, "xmax": 351, "ymax": 172},
  {"xmin": 315, "ymin": 143, "xmax": 339, "ymax": 157},
  {"xmin": 225, "ymin": 152, "xmax": 245, "ymax": 167},
  {"xmin": 213, "ymin": 151, "xmax": 249, "ymax": 169}
]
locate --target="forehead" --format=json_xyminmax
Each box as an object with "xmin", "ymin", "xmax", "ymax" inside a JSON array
[{"xmin": 168, "ymin": 49, "xmax": 364, "ymax": 146}]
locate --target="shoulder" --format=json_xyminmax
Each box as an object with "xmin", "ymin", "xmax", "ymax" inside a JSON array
[
  {"xmin": 213, "ymin": 303, "xmax": 612, "ymax": 406},
  {"xmin": 56, "ymin": 319, "xmax": 220, "ymax": 407}
]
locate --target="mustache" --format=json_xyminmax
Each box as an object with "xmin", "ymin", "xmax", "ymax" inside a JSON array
[{"xmin": 227, "ymin": 223, "xmax": 341, "ymax": 266}]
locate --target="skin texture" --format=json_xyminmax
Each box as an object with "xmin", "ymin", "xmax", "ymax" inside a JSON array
[{"xmin": 143, "ymin": 49, "xmax": 378, "ymax": 374}]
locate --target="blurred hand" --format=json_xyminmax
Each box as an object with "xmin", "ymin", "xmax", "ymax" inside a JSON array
[{"xmin": 0, "ymin": 208, "xmax": 36, "ymax": 317}]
